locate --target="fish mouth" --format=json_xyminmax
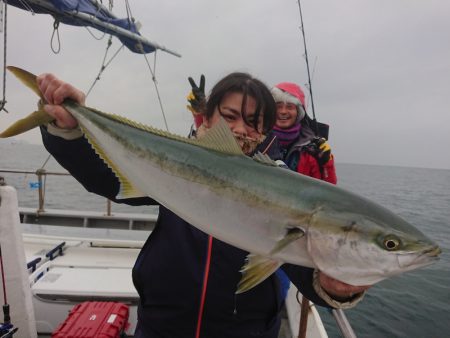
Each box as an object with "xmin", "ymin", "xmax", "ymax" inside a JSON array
[
  {"xmin": 397, "ymin": 245, "xmax": 441, "ymax": 269},
  {"xmin": 421, "ymin": 245, "xmax": 441, "ymax": 258}
]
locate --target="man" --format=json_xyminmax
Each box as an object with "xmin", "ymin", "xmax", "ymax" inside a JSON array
[{"xmin": 37, "ymin": 72, "xmax": 369, "ymax": 338}]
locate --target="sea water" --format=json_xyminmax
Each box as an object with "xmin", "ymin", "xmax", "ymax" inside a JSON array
[
  {"xmin": 318, "ymin": 164, "xmax": 450, "ymax": 338},
  {"xmin": 1, "ymin": 140, "xmax": 449, "ymax": 338}
]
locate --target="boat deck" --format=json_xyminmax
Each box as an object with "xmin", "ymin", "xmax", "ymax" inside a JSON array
[{"xmin": 15, "ymin": 207, "xmax": 329, "ymax": 338}]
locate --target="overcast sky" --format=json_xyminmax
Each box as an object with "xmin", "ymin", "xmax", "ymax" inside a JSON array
[{"xmin": 1, "ymin": 0, "xmax": 450, "ymax": 169}]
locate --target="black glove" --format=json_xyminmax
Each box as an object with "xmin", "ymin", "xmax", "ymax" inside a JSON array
[
  {"xmin": 309, "ymin": 137, "xmax": 332, "ymax": 166},
  {"xmin": 187, "ymin": 75, "xmax": 206, "ymax": 114}
]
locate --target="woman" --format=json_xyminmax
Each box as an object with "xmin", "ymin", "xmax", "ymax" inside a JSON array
[
  {"xmin": 271, "ymin": 82, "xmax": 337, "ymax": 184},
  {"xmin": 37, "ymin": 72, "xmax": 367, "ymax": 338}
]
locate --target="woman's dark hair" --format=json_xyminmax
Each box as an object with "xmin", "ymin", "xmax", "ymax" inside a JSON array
[{"xmin": 205, "ymin": 72, "xmax": 276, "ymax": 133}]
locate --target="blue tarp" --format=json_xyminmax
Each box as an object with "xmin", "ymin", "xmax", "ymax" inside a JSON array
[{"xmin": 7, "ymin": 0, "xmax": 155, "ymax": 54}]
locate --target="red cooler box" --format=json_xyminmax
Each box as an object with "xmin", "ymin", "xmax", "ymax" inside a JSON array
[{"xmin": 52, "ymin": 301, "xmax": 129, "ymax": 338}]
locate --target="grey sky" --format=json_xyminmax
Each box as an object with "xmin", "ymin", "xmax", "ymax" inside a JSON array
[{"xmin": 2, "ymin": 0, "xmax": 450, "ymax": 169}]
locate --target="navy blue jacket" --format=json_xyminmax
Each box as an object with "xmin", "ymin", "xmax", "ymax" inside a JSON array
[{"xmin": 41, "ymin": 127, "xmax": 332, "ymax": 338}]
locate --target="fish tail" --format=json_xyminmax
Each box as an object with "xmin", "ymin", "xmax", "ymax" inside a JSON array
[
  {"xmin": 0, "ymin": 110, "xmax": 53, "ymax": 138},
  {"xmin": 7, "ymin": 66, "xmax": 42, "ymax": 98},
  {"xmin": 0, "ymin": 66, "xmax": 53, "ymax": 138}
]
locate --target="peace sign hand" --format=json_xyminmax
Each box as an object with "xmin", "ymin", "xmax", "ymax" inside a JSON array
[{"xmin": 187, "ymin": 75, "xmax": 206, "ymax": 114}]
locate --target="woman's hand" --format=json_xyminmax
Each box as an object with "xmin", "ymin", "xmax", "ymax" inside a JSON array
[{"xmin": 37, "ymin": 73, "xmax": 85, "ymax": 129}]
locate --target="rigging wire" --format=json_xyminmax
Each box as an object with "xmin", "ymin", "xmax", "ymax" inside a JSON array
[
  {"xmin": 15, "ymin": 0, "xmax": 33, "ymax": 13},
  {"xmin": 142, "ymin": 50, "xmax": 170, "ymax": 132},
  {"xmin": 124, "ymin": 0, "xmax": 170, "ymax": 131},
  {"xmin": 0, "ymin": 0, "xmax": 8, "ymax": 114},
  {"xmin": 11, "ymin": 0, "xmax": 170, "ymax": 169},
  {"xmin": 85, "ymin": 36, "xmax": 125, "ymax": 97}
]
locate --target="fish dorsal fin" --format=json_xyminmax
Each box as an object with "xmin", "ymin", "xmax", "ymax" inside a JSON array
[
  {"xmin": 252, "ymin": 152, "xmax": 278, "ymax": 166},
  {"xmin": 78, "ymin": 123, "xmax": 146, "ymax": 199},
  {"xmin": 66, "ymin": 106, "xmax": 244, "ymax": 197},
  {"xmin": 69, "ymin": 104, "xmax": 244, "ymax": 156},
  {"xmin": 194, "ymin": 117, "xmax": 244, "ymax": 155}
]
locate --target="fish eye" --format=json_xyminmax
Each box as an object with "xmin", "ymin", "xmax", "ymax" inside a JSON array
[{"xmin": 383, "ymin": 235, "xmax": 401, "ymax": 251}]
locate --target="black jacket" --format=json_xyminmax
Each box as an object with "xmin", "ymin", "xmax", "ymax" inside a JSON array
[{"xmin": 41, "ymin": 127, "xmax": 332, "ymax": 338}]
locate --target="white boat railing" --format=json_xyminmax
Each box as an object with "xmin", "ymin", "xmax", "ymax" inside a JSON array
[
  {"xmin": 0, "ymin": 168, "xmax": 116, "ymax": 216},
  {"xmin": 0, "ymin": 168, "xmax": 72, "ymax": 214}
]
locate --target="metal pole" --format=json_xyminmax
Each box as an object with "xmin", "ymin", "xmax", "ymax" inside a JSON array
[
  {"xmin": 106, "ymin": 199, "xmax": 112, "ymax": 216},
  {"xmin": 298, "ymin": 296, "xmax": 309, "ymax": 338},
  {"xmin": 36, "ymin": 169, "xmax": 45, "ymax": 213},
  {"xmin": 331, "ymin": 309, "xmax": 357, "ymax": 338},
  {"xmin": 0, "ymin": 0, "xmax": 4, "ymax": 33}
]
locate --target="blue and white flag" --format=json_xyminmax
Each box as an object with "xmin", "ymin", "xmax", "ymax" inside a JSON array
[{"xmin": 29, "ymin": 181, "xmax": 41, "ymax": 189}]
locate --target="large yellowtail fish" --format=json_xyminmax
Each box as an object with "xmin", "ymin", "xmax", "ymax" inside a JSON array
[{"xmin": 2, "ymin": 66, "xmax": 441, "ymax": 293}]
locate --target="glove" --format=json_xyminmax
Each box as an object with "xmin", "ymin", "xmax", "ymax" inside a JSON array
[
  {"xmin": 187, "ymin": 75, "xmax": 206, "ymax": 115},
  {"xmin": 311, "ymin": 137, "xmax": 332, "ymax": 166}
]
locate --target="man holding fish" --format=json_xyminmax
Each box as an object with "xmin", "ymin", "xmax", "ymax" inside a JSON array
[
  {"xmin": 37, "ymin": 71, "xmax": 368, "ymax": 337},
  {"xmin": 2, "ymin": 67, "xmax": 439, "ymax": 338}
]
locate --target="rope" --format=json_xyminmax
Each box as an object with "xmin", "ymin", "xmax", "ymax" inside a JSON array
[
  {"xmin": 86, "ymin": 26, "xmax": 107, "ymax": 41},
  {"xmin": 50, "ymin": 20, "xmax": 61, "ymax": 54},
  {"xmin": 85, "ymin": 1, "xmax": 107, "ymax": 41}
]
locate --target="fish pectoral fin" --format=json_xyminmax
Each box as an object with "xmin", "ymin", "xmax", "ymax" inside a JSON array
[
  {"xmin": 0, "ymin": 110, "xmax": 53, "ymax": 138},
  {"xmin": 270, "ymin": 227, "xmax": 305, "ymax": 255},
  {"xmin": 80, "ymin": 126, "xmax": 146, "ymax": 199},
  {"xmin": 194, "ymin": 117, "xmax": 244, "ymax": 155},
  {"xmin": 237, "ymin": 254, "xmax": 283, "ymax": 294}
]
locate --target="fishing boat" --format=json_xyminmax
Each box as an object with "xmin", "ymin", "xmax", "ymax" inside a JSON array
[
  {"xmin": 0, "ymin": 1, "xmax": 357, "ymax": 337},
  {"xmin": 0, "ymin": 173, "xmax": 336, "ymax": 338}
]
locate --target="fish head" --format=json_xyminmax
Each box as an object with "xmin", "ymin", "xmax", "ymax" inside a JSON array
[{"xmin": 306, "ymin": 201, "xmax": 441, "ymax": 286}]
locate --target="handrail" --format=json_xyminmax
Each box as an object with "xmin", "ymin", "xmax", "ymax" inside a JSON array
[
  {"xmin": 0, "ymin": 169, "xmax": 69, "ymax": 176},
  {"xmin": 297, "ymin": 293, "xmax": 358, "ymax": 338},
  {"xmin": 331, "ymin": 309, "xmax": 357, "ymax": 338},
  {"xmin": 0, "ymin": 168, "xmax": 115, "ymax": 215}
]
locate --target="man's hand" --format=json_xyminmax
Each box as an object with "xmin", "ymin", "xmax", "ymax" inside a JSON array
[
  {"xmin": 187, "ymin": 75, "xmax": 206, "ymax": 114},
  {"xmin": 319, "ymin": 272, "xmax": 371, "ymax": 301},
  {"xmin": 36, "ymin": 73, "xmax": 85, "ymax": 129}
]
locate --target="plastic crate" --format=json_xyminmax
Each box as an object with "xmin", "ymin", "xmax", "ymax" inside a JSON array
[{"xmin": 52, "ymin": 301, "xmax": 129, "ymax": 338}]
